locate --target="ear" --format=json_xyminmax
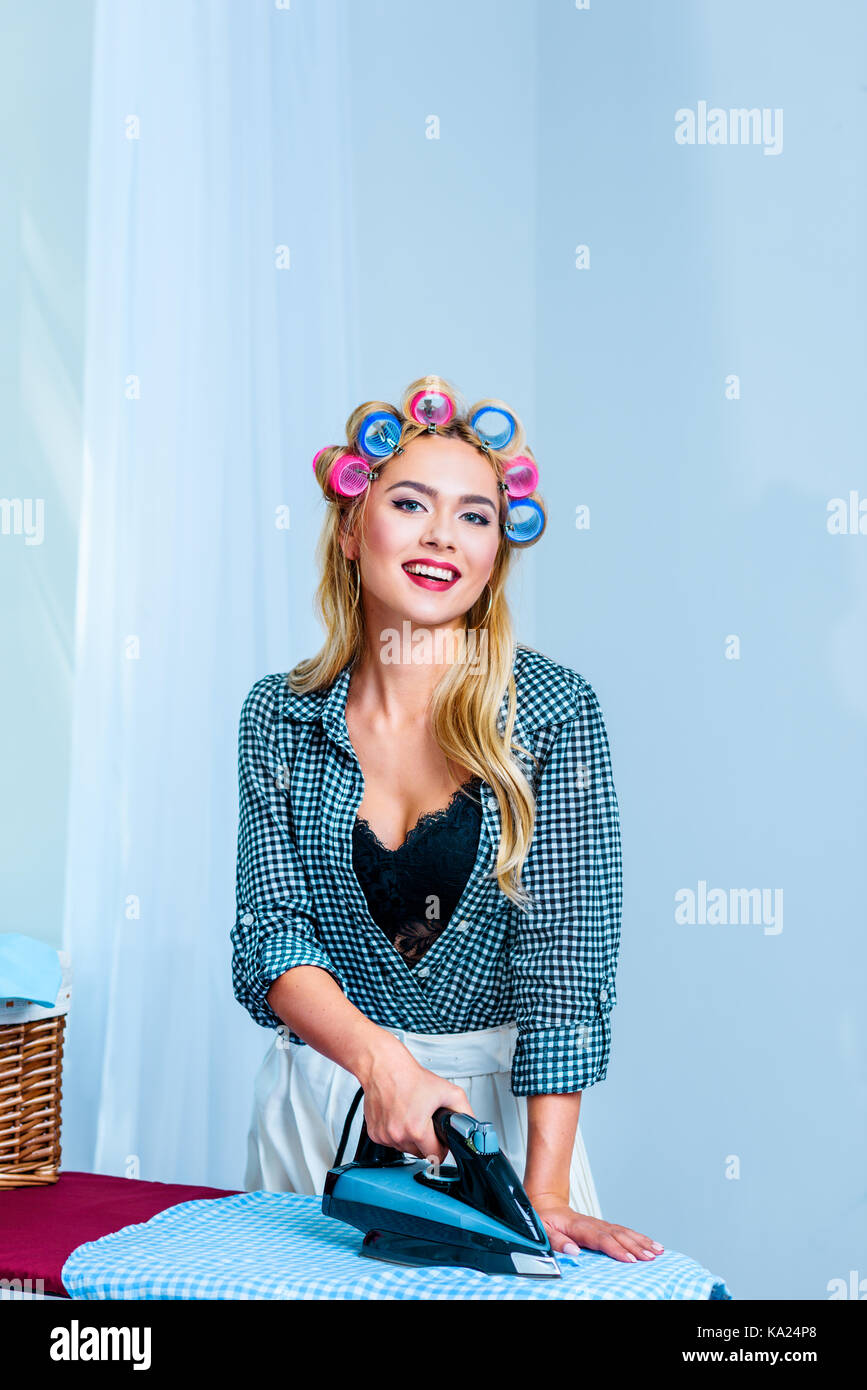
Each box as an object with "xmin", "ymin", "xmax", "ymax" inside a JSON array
[{"xmin": 338, "ymin": 521, "xmax": 359, "ymax": 564}]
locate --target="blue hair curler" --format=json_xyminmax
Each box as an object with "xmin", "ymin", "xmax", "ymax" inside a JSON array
[
  {"xmin": 471, "ymin": 406, "xmax": 516, "ymax": 452},
  {"xmin": 504, "ymin": 496, "xmax": 544, "ymax": 545},
  {"xmin": 358, "ymin": 411, "xmax": 403, "ymax": 459}
]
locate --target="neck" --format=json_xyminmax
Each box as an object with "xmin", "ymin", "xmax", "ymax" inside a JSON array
[{"xmin": 350, "ymin": 617, "xmax": 466, "ymax": 726}]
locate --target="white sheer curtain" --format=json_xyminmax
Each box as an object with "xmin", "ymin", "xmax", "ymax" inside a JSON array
[{"xmin": 62, "ymin": 0, "xmax": 358, "ymax": 1187}]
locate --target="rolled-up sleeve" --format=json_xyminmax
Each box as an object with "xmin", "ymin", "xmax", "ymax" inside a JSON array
[
  {"xmin": 509, "ymin": 681, "xmax": 622, "ymax": 1096},
  {"xmin": 231, "ymin": 680, "xmax": 346, "ymax": 1031}
]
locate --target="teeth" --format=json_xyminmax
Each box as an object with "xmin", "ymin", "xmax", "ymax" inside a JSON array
[{"xmin": 403, "ymin": 563, "xmax": 457, "ymax": 582}]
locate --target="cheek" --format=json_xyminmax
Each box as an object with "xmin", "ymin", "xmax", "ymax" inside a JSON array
[
  {"xmin": 363, "ymin": 504, "xmax": 404, "ymax": 558},
  {"xmin": 467, "ymin": 521, "xmax": 502, "ymax": 567}
]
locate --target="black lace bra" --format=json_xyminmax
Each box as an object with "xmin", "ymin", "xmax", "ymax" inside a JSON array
[{"xmin": 352, "ymin": 777, "xmax": 484, "ymax": 966}]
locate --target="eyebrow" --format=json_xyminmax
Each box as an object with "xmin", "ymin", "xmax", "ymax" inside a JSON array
[{"xmin": 384, "ymin": 480, "xmax": 497, "ymax": 512}]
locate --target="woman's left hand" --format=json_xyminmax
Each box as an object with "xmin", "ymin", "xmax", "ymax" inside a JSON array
[{"xmin": 527, "ymin": 1191, "xmax": 664, "ymax": 1263}]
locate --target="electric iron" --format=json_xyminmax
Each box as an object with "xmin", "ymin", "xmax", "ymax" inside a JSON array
[{"xmin": 321, "ymin": 1096, "xmax": 561, "ymax": 1278}]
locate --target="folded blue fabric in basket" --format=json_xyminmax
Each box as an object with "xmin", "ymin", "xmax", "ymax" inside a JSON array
[
  {"xmin": 61, "ymin": 1191, "xmax": 732, "ymax": 1300},
  {"xmin": 0, "ymin": 932, "xmax": 62, "ymax": 1008}
]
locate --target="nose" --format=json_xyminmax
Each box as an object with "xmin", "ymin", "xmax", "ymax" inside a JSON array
[{"xmin": 419, "ymin": 512, "xmax": 457, "ymax": 551}]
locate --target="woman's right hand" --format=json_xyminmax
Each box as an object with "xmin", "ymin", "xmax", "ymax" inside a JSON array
[{"xmin": 357, "ymin": 1032, "xmax": 475, "ymax": 1164}]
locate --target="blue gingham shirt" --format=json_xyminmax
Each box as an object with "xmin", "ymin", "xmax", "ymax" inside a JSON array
[{"xmin": 231, "ymin": 644, "xmax": 622, "ymax": 1095}]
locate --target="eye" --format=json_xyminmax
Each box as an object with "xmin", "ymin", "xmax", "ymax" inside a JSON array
[{"xmin": 391, "ymin": 498, "xmax": 490, "ymax": 526}]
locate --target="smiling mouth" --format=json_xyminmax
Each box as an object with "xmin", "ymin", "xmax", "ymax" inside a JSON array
[{"xmin": 402, "ymin": 561, "xmax": 461, "ymax": 585}]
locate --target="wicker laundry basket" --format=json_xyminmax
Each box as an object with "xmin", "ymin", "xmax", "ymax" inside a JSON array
[{"xmin": 0, "ymin": 951, "xmax": 71, "ymax": 1188}]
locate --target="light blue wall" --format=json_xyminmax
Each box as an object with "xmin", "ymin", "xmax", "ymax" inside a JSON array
[
  {"xmin": 528, "ymin": 0, "xmax": 866, "ymax": 1303},
  {"xmin": 3, "ymin": 0, "xmax": 863, "ymax": 1300},
  {"xmin": 0, "ymin": 0, "xmax": 93, "ymax": 951}
]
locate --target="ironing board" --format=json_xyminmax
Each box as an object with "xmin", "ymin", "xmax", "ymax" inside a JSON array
[
  {"xmin": 0, "ymin": 1170, "xmax": 241, "ymax": 1298},
  {"xmin": 60, "ymin": 1190, "xmax": 733, "ymax": 1300}
]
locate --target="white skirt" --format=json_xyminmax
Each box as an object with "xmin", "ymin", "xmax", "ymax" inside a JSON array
[{"xmin": 244, "ymin": 1019, "xmax": 603, "ymax": 1218}]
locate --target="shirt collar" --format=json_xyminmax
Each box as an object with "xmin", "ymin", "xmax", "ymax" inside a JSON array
[{"xmin": 279, "ymin": 645, "xmax": 567, "ymax": 755}]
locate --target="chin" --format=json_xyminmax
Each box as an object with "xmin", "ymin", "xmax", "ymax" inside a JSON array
[{"xmin": 378, "ymin": 599, "xmax": 463, "ymax": 633}]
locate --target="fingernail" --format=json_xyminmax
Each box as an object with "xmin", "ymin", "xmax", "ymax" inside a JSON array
[
  {"xmin": 651, "ymin": 1242, "xmax": 664, "ymax": 1251},
  {"xmin": 563, "ymin": 1241, "xmax": 581, "ymax": 1256},
  {"xmin": 626, "ymin": 1254, "xmax": 637, "ymax": 1262}
]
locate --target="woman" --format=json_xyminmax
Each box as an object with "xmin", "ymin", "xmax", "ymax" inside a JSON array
[{"xmin": 232, "ymin": 375, "xmax": 663, "ymax": 1264}]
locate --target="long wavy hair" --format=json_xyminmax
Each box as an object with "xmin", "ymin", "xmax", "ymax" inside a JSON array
[{"xmin": 288, "ymin": 375, "xmax": 548, "ymax": 909}]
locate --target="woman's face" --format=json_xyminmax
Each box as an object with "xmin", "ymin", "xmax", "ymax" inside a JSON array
[{"xmin": 342, "ymin": 433, "xmax": 502, "ymax": 632}]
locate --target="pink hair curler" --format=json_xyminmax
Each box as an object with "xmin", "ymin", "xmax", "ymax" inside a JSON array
[
  {"xmin": 408, "ymin": 389, "xmax": 455, "ymax": 429},
  {"xmin": 327, "ymin": 453, "xmax": 373, "ymax": 498},
  {"xmin": 502, "ymin": 456, "xmax": 539, "ymax": 499}
]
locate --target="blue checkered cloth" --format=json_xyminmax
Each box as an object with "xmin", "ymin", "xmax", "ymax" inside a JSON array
[{"xmin": 61, "ymin": 1192, "xmax": 732, "ymax": 1300}]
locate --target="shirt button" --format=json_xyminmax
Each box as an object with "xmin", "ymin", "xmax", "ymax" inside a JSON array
[
  {"xmin": 417, "ymin": 966, "xmax": 431, "ymax": 978},
  {"xmin": 599, "ymin": 987, "xmax": 608, "ymax": 1002},
  {"xmin": 455, "ymin": 920, "xmax": 470, "ymax": 933},
  {"xmin": 241, "ymin": 912, "xmax": 255, "ymax": 926}
]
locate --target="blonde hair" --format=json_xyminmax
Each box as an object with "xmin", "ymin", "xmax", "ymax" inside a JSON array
[{"xmin": 288, "ymin": 375, "xmax": 547, "ymax": 909}]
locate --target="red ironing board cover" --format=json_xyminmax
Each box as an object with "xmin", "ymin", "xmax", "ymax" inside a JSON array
[{"xmin": 0, "ymin": 1169, "xmax": 242, "ymax": 1297}]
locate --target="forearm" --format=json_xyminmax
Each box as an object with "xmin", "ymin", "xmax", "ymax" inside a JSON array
[
  {"xmin": 265, "ymin": 965, "xmax": 398, "ymax": 1085},
  {"xmin": 523, "ymin": 1091, "xmax": 582, "ymax": 1203}
]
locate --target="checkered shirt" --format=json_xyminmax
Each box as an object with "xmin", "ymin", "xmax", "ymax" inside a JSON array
[{"xmin": 230, "ymin": 643, "xmax": 622, "ymax": 1096}]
